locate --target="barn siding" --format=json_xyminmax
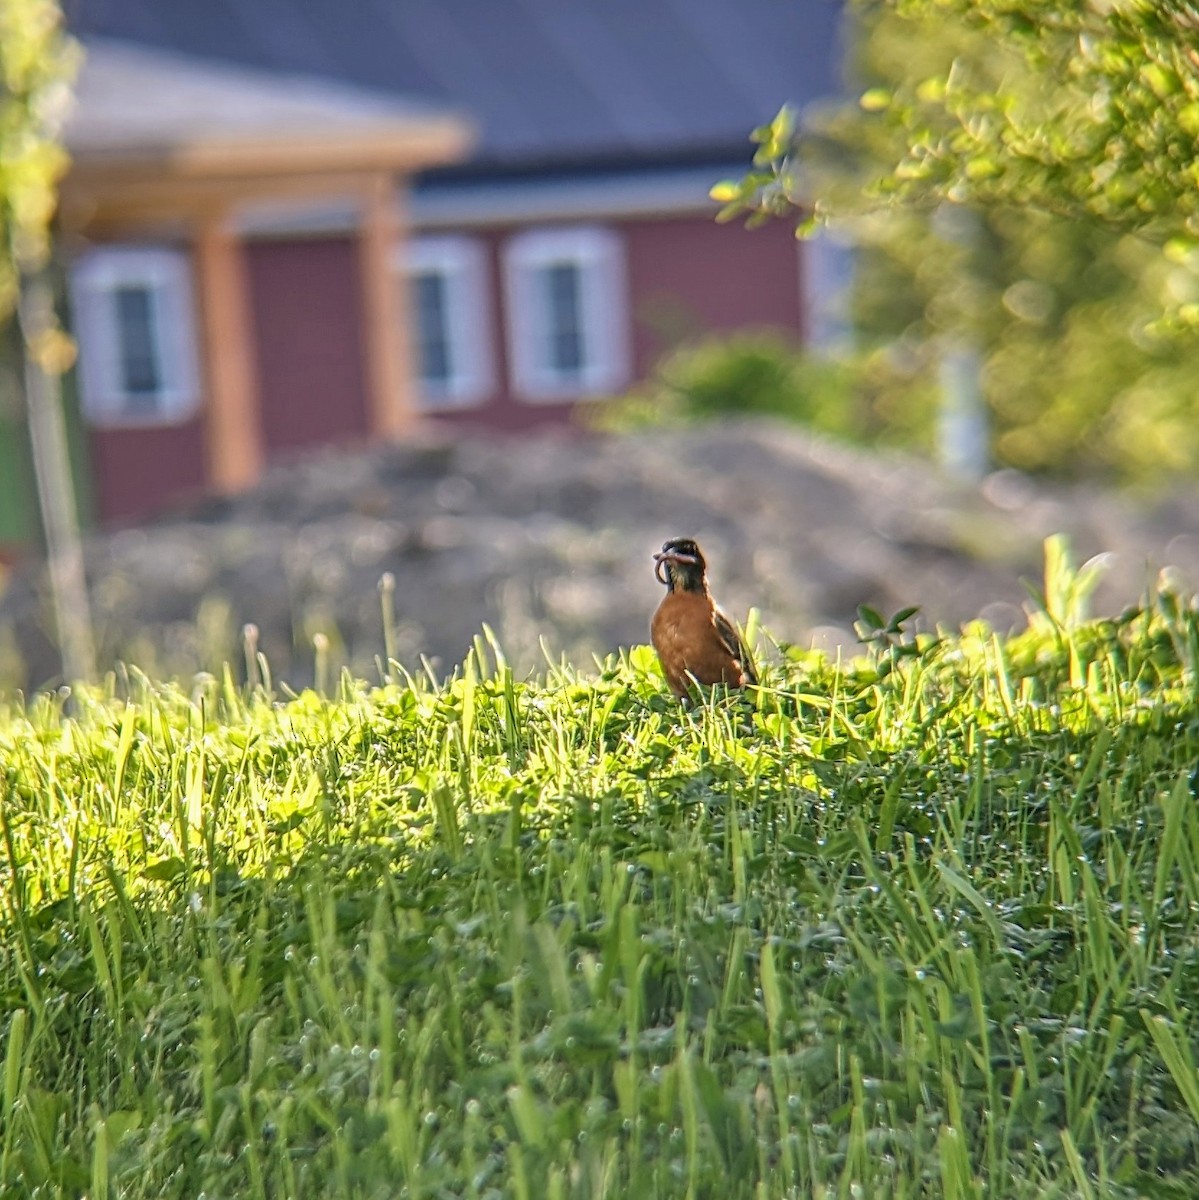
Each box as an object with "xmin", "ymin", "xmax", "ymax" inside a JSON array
[
  {"xmin": 245, "ymin": 238, "xmax": 372, "ymax": 461},
  {"xmin": 88, "ymin": 419, "xmax": 207, "ymax": 523},
  {"xmin": 623, "ymin": 213, "xmax": 804, "ymax": 370}
]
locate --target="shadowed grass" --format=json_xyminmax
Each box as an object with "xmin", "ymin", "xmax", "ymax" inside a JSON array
[{"xmin": 3, "ymin": 558, "xmax": 1199, "ymax": 1197}]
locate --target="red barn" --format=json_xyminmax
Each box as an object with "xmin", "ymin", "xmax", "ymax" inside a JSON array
[{"xmin": 55, "ymin": 0, "xmax": 847, "ymax": 525}]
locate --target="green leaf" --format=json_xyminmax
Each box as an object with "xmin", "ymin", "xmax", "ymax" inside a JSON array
[
  {"xmin": 143, "ymin": 857, "xmax": 187, "ymax": 881},
  {"xmin": 857, "ymin": 604, "xmax": 886, "ymax": 632},
  {"xmin": 886, "ymin": 605, "xmax": 921, "ymax": 632},
  {"xmin": 859, "ymin": 87, "xmax": 892, "ymax": 112}
]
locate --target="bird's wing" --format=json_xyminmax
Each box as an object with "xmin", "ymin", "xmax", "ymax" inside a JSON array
[{"xmin": 713, "ymin": 608, "xmax": 757, "ymax": 684}]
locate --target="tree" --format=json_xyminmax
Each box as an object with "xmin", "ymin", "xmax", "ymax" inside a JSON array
[
  {"xmin": 853, "ymin": 1, "xmax": 1198, "ymax": 247},
  {"xmin": 1, "ymin": 0, "xmax": 93, "ymax": 684},
  {"xmin": 1, "ymin": 0, "xmax": 77, "ymax": 317},
  {"xmin": 722, "ymin": 1, "xmax": 1199, "ymax": 249},
  {"xmin": 714, "ymin": 0, "xmax": 1199, "ymax": 480}
]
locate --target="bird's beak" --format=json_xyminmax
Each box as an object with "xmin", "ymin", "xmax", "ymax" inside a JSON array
[{"xmin": 653, "ymin": 550, "xmax": 698, "ymax": 585}]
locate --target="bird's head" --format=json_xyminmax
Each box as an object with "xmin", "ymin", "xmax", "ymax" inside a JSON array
[{"xmin": 653, "ymin": 537, "xmax": 707, "ymax": 592}]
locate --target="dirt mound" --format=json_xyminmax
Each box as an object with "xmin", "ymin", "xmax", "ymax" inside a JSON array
[{"xmin": 4, "ymin": 419, "xmax": 1198, "ymax": 689}]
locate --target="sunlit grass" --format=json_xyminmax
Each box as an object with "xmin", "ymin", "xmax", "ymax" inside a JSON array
[{"xmin": 3, "ymin": 548, "xmax": 1199, "ymax": 1197}]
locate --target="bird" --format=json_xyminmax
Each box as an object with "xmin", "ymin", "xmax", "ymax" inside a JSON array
[{"xmin": 650, "ymin": 537, "xmax": 757, "ymax": 700}]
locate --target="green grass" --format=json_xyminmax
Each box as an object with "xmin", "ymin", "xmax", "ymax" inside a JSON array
[{"xmin": 4, "ymin": 552, "xmax": 1199, "ymax": 1197}]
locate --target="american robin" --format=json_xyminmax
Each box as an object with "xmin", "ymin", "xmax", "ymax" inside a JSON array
[{"xmin": 650, "ymin": 537, "xmax": 757, "ymax": 699}]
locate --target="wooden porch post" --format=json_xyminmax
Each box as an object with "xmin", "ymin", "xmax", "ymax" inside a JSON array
[
  {"xmin": 194, "ymin": 212, "xmax": 264, "ymax": 491},
  {"xmin": 359, "ymin": 172, "xmax": 415, "ymax": 439}
]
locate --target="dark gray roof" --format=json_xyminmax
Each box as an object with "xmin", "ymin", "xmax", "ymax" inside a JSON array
[{"xmin": 64, "ymin": 0, "xmax": 845, "ymax": 174}]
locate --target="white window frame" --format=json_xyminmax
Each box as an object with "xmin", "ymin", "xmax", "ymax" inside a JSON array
[
  {"xmin": 400, "ymin": 236, "xmax": 493, "ymax": 409},
  {"xmin": 502, "ymin": 226, "xmax": 630, "ymax": 403},
  {"xmin": 69, "ymin": 245, "xmax": 202, "ymax": 428}
]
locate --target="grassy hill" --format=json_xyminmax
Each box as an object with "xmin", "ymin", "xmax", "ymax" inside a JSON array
[{"xmin": 3, "ymin": 547, "xmax": 1199, "ymax": 1197}]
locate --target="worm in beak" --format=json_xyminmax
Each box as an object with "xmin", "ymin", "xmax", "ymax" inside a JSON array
[{"xmin": 653, "ymin": 549, "xmax": 698, "ymax": 586}]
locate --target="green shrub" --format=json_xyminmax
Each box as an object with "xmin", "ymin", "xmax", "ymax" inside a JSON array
[{"xmin": 599, "ymin": 333, "xmax": 868, "ymax": 442}]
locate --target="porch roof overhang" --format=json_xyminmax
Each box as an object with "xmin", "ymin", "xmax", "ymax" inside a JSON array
[{"xmin": 61, "ymin": 39, "xmax": 474, "ymax": 232}]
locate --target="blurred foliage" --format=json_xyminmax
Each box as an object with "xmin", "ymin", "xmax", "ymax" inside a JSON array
[
  {"xmin": 0, "ymin": 0, "xmax": 77, "ymax": 317},
  {"xmin": 849, "ymin": 198, "xmax": 1199, "ymax": 479},
  {"xmin": 596, "ymin": 333, "xmax": 871, "ymax": 442},
  {"xmin": 855, "ymin": 0, "xmax": 1199, "ymax": 246},
  {"xmin": 713, "ymin": 0, "xmax": 1199, "ymax": 482},
  {"xmin": 721, "ymin": 0, "xmax": 1199, "ymax": 249}
]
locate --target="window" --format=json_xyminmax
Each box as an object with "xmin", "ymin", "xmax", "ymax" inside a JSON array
[
  {"xmin": 401, "ymin": 237, "xmax": 492, "ymax": 408},
  {"xmin": 503, "ymin": 227, "xmax": 629, "ymax": 402},
  {"xmin": 69, "ymin": 246, "xmax": 201, "ymax": 427}
]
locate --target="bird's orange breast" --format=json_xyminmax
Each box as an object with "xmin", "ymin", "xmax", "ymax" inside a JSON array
[{"xmin": 651, "ymin": 591, "xmax": 749, "ymax": 697}]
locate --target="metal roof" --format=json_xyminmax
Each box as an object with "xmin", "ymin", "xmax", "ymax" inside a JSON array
[{"xmin": 65, "ymin": 0, "xmax": 846, "ymax": 174}]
